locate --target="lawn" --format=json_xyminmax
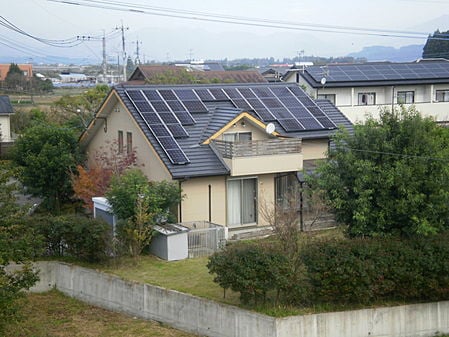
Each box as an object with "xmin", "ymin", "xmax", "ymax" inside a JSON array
[
  {"xmin": 100, "ymin": 255, "xmax": 241, "ymax": 306},
  {"xmin": 5, "ymin": 290, "xmax": 198, "ymax": 337}
]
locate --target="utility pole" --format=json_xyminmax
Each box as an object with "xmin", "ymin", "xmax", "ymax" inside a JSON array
[
  {"xmin": 133, "ymin": 39, "xmax": 142, "ymax": 65},
  {"xmin": 116, "ymin": 22, "xmax": 129, "ymax": 82},
  {"xmin": 102, "ymin": 30, "xmax": 107, "ymax": 83}
]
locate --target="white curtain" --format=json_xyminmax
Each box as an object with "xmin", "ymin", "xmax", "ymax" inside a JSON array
[
  {"xmin": 227, "ymin": 180, "xmax": 241, "ymax": 226},
  {"xmin": 241, "ymin": 179, "xmax": 256, "ymax": 224}
]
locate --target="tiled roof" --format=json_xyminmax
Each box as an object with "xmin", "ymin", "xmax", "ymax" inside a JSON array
[
  {"xmin": 114, "ymin": 83, "xmax": 353, "ymax": 179},
  {"xmin": 127, "ymin": 66, "xmax": 267, "ymax": 84},
  {"xmin": 299, "ymin": 59, "xmax": 449, "ymax": 88},
  {"xmin": 0, "ymin": 96, "xmax": 13, "ymax": 115}
]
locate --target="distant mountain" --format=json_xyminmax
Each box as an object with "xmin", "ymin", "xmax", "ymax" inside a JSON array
[{"xmin": 348, "ymin": 45, "xmax": 424, "ymax": 62}]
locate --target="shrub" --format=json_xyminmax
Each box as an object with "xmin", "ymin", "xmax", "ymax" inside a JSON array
[
  {"xmin": 207, "ymin": 243, "xmax": 291, "ymax": 305},
  {"xmin": 29, "ymin": 215, "xmax": 112, "ymax": 262},
  {"xmin": 300, "ymin": 233, "xmax": 449, "ymax": 304}
]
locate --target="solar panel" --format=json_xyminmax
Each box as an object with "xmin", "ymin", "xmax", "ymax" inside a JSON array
[
  {"xmin": 166, "ymin": 100, "xmax": 186, "ymax": 112},
  {"xmin": 143, "ymin": 90, "xmax": 162, "ymax": 101},
  {"xmin": 278, "ymin": 118, "xmax": 304, "ymax": 132},
  {"xmin": 238, "ymin": 88, "xmax": 257, "ymax": 99},
  {"xmin": 289, "ymin": 106, "xmax": 314, "ymax": 119},
  {"xmin": 134, "ymin": 101, "xmax": 153, "ymax": 112},
  {"xmin": 317, "ymin": 117, "xmax": 337, "ymax": 128},
  {"xmin": 126, "ymin": 90, "xmax": 145, "ymax": 101},
  {"xmin": 223, "ymin": 88, "xmax": 243, "ymax": 99},
  {"xmin": 167, "ymin": 124, "xmax": 189, "ymax": 138},
  {"xmin": 270, "ymin": 86, "xmax": 292, "ymax": 97},
  {"xmin": 260, "ymin": 97, "xmax": 283, "ymax": 109},
  {"xmin": 174, "ymin": 111, "xmax": 195, "ymax": 126},
  {"xmin": 270, "ymin": 107, "xmax": 292, "ymax": 119},
  {"xmin": 158, "ymin": 89, "xmax": 177, "ymax": 100},
  {"xmin": 150, "ymin": 124, "xmax": 171, "ymax": 137},
  {"xmin": 300, "ymin": 118, "xmax": 322, "ymax": 130},
  {"xmin": 166, "ymin": 148, "xmax": 189, "ymax": 164},
  {"xmin": 252, "ymin": 87, "xmax": 275, "ymax": 98},
  {"xmin": 194, "ymin": 89, "xmax": 215, "ymax": 101},
  {"xmin": 209, "ymin": 88, "xmax": 228, "ymax": 100},
  {"xmin": 174, "ymin": 89, "xmax": 198, "ymax": 100},
  {"xmin": 308, "ymin": 106, "xmax": 326, "ymax": 118},
  {"xmin": 253, "ymin": 108, "xmax": 276, "ymax": 122},
  {"xmin": 231, "ymin": 99, "xmax": 252, "ymax": 110},
  {"xmin": 150, "ymin": 100, "xmax": 171, "ymax": 112},
  {"xmin": 141, "ymin": 112, "xmax": 161, "ymax": 124},
  {"xmin": 183, "ymin": 100, "xmax": 208, "ymax": 113},
  {"xmin": 158, "ymin": 112, "xmax": 179, "ymax": 124}
]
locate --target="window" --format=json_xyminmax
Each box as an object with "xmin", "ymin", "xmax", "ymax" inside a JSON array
[
  {"xmin": 317, "ymin": 94, "xmax": 336, "ymax": 105},
  {"xmin": 223, "ymin": 132, "xmax": 252, "ymax": 142},
  {"xmin": 126, "ymin": 132, "xmax": 133, "ymax": 155},
  {"xmin": 227, "ymin": 178, "xmax": 257, "ymax": 226},
  {"xmin": 358, "ymin": 93, "xmax": 376, "ymax": 105},
  {"xmin": 397, "ymin": 91, "xmax": 414, "ymax": 104},
  {"xmin": 275, "ymin": 173, "xmax": 300, "ymax": 210},
  {"xmin": 435, "ymin": 90, "xmax": 449, "ymax": 102},
  {"xmin": 118, "ymin": 130, "xmax": 124, "ymax": 153}
]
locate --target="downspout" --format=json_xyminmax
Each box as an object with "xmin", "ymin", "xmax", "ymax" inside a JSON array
[
  {"xmin": 178, "ymin": 180, "xmax": 183, "ymax": 223},
  {"xmin": 208, "ymin": 184, "xmax": 212, "ymax": 223},
  {"xmin": 299, "ymin": 181, "xmax": 304, "ymax": 232},
  {"xmin": 391, "ymin": 85, "xmax": 395, "ymax": 113}
]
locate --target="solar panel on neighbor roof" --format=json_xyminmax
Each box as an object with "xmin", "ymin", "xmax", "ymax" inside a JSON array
[
  {"xmin": 307, "ymin": 62, "xmax": 449, "ymax": 82},
  {"xmin": 125, "ymin": 89, "xmax": 190, "ymax": 165}
]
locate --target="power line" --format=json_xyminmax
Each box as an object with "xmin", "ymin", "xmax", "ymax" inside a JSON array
[
  {"xmin": 46, "ymin": 0, "xmax": 441, "ymax": 41},
  {"xmin": 344, "ymin": 147, "xmax": 449, "ymax": 162}
]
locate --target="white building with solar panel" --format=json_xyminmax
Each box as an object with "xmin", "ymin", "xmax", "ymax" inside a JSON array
[
  {"xmin": 284, "ymin": 59, "xmax": 449, "ymax": 124},
  {"xmin": 80, "ymin": 83, "xmax": 352, "ymax": 234}
]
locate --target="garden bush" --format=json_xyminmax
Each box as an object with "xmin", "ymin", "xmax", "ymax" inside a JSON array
[
  {"xmin": 207, "ymin": 243, "xmax": 291, "ymax": 305},
  {"xmin": 29, "ymin": 214, "xmax": 112, "ymax": 262},
  {"xmin": 300, "ymin": 232, "xmax": 449, "ymax": 304}
]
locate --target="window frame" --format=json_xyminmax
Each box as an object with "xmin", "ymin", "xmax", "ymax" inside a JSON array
[
  {"xmin": 118, "ymin": 130, "xmax": 124, "ymax": 154},
  {"xmin": 435, "ymin": 90, "xmax": 449, "ymax": 102},
  {"xmin": 126, "ymin": 132, "xmax": 133, "ymax": 155},
  {"xmin": 227, "ymin": 177, "xmax": 258, "ymax": 227},
  {"xmin": 397, "ymin": 91, "xmax": 415, "ymax": 104},
  {"xmin": 358, "ymin": 92, "xmax": 376, "ymax": 106}
]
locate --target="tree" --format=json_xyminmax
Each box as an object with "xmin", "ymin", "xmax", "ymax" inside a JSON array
[
  {"xmin": 423, "ymin": 30, "xmax": 449, "ymax": 59},
  {"xmin": 12, "ymin": 123, "xmax": 83, "ymax": 213},
  {"xmin": 71, "ymin": 139, "xmax": 138, "ymax": 211},
  {"xmin": 4, "ymin": 63, "xmax": 26, "ymax": 90},
  {"xmin": 313, "ymin": 107, "xmax": 449, "ymax": 237},
  {"xmin": 0, "ymin": 161, "xmax": 42, "ymax": 334},
  {"xmin": 50, "ymin": 85, "xmax": 109, "ymax": 132},
  {"xmin": 105, "ymin": 169, "xmax": 183, "ymax": 256}
]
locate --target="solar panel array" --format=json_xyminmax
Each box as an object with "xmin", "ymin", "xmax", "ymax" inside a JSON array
[
  {"xmin": 189, "ymin": 85, "xmax": 336, "ymax": 132},
  {"xmin": 124, "ymin": 85, "xmax": 337, "ymax": 164},
  {"xmin": 305, "ymin": 62, "xmax": 449, "ymax": 83}
]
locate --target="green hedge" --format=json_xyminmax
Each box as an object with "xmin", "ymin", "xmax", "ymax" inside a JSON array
[
  {"xmin": 28, "ymin": 215, "xmax": 112, "ymax": 263},
  {"xmin": 300, "ymin": 233, "xmax": 449, "ymax": 304}
]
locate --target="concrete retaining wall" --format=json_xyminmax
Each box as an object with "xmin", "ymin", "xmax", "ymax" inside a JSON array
[{"xmin": 31, "ymin": 261, "xmax": 449, "ymax": 337}]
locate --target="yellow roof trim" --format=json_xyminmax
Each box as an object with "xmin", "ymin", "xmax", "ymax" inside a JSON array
[{"xmin": 203, "ymin": 112, "xmax": 279, "ymax": 145}]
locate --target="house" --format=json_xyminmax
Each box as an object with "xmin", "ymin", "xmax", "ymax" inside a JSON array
[
  {"xmin": 128, "ymin": 65, "xmax": 267, "ymax": 84},
  {"xmin": 80, "ymin": 83, "xmax": 352, "ymax": 230},
  {"xmin": 0, "ymin": 96, "xmax": 14, "ymax": 150},
  {"xmin": 0, "ymin": 64, "xmax": 33, "ymax": 82},
  {"xmin": 284, "ymin": 59, "xmax": 449, "ymax": 123}
]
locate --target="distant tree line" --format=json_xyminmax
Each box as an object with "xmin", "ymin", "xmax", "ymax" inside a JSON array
[
  {"xmin": 0, "ymin": 63, "xmax": 53, "ymax": 95},
  {"xmin": 423, "ymin": 30, "xmax": 449, "ymax": 59}
]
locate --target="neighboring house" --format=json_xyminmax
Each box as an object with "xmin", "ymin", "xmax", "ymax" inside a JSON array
[
  {"xmin": 0, "ymin": 95, "xmax": 14, "ymax": 143},
  {"xmin": 80, "ymin": 83, "xmax": 352, "ymax": 230},
  {"xmin": 284, "ymin": 59, "xmax": 449, "ymax": 123},
  {"xmin": 128, "ymin": 65, "xmax": 267, "ymax": 84},
  {"xmin": 174, "ymin": 61, "xmax": 225, "ymax": 71},
  {"xmin": 0, "ymin": 64, "xmax": 33, "ymax": 82}
]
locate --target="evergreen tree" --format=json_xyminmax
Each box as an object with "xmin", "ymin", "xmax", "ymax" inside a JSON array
[{"xmin": 422, "ymin": 30, "xmax": 449, "ymax": 59}]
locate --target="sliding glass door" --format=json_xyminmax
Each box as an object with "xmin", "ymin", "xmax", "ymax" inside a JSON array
[{"xmin": 227, "ymin": 178, "xmax": 257, "ymax": 226}]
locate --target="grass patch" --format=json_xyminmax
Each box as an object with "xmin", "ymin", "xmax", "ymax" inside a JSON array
[{"xmin": 5, "ymin": 290, "xmax": 197, "ymax": 337}]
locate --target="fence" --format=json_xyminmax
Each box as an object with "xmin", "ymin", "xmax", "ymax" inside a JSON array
[
  {"xmin": 30, "ymin": 261, "xmax": 449, "ymax": 337},
  {"xmin": 180, "ymin": 221, "xmax": 226, "ymax": 258}
]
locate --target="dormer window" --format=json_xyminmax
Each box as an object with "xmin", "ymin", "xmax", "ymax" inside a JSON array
[{"xmin": 223, "ymin": 132, "xmax": 252, "ymax": 142}]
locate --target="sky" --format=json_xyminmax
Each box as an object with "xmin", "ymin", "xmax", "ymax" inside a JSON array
[{"xmin": 1, "ymin": 0, "xmax": 449, "ymax": 64}]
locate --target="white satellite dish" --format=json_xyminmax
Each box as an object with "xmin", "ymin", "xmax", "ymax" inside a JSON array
[
  {"xmin": 320, "ymin": 77, "xmax": 327, "ymax": 86},
  {"xmin": 265, "ymin": 122, "xmax": 275, "ymax": 134}
]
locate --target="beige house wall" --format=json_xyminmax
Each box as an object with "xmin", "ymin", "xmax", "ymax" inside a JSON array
[
  {"xmin": 0, "ymin": 115, "xmax": 11, "ymax": 142},
  {"xmin": 221, "ymin": 116, "xmax": 272, "ymax": 141},
  {"xmin": 302, "ymin": 139, "xmax": 329, "ymax": 160},
  {"xmin": 84, "ymin": 98, "xmax": 172, "ymax": 182},
  {"xmin": 180, "ymin": 173, "xmax": 277, "ymax": 227},
  {"xmin": 180, "ymin": 176, "xmax": 227, "ymax": 224}
]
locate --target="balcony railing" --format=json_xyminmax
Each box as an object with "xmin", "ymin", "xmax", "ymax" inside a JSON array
[{"xmin": 212, "ymin": 138, "xmax": 302, "ymax": 158}]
